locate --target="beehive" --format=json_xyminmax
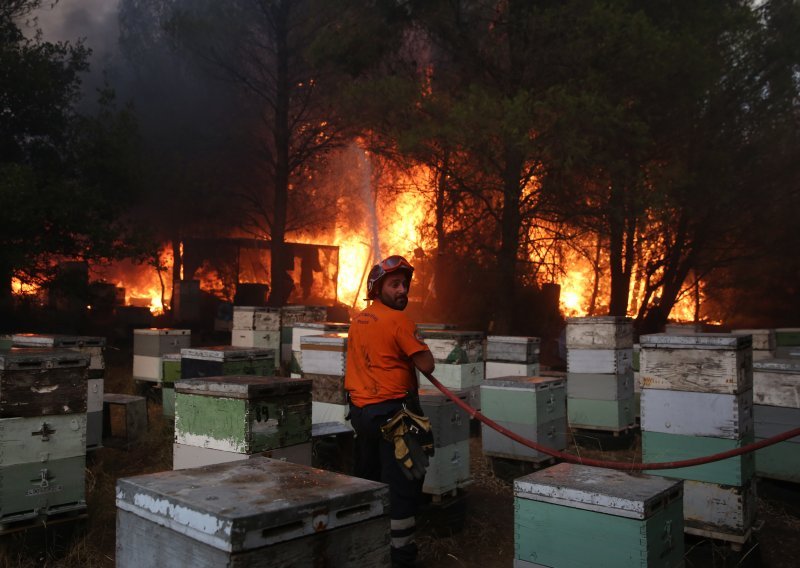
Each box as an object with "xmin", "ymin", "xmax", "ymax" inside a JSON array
[
  {"xmin": 422, "ymin": 439, "xmax": 470, "ymax": 496},
  {"xmin": 180, "ymin": 346, "xmax": 275, "ymax": 379},
  {"xmin": 485, "ymin": 335, "xmax": 540, "ymax": 364},
  {"xmin": 641, "ymin": 389, "xmax": 753, "ymax": 439},
  {"xmin": 279, "ymin": 305, "xmax": 327, "ymax": 365},
  {"xmin": 116, "ymin": 457, "xmax": 391, "ymax": 568},
  {"xmin": 133, "ymin": 329, "xmax": 190, "ymax": 382},
  {"xmin": 731, "ymin": 329, "xmax": 776, "ymax": 360},
  {"xmin": 0, "ymin": 349, "xmax": 89, "ymax": 417},
  {"xmin": 419, "ymin": 388, "xmax": 470, "ymax": 448},
  {"xmin": 486, "ymin": 361, "xmax": 540, "ymax": 379},
  {"xmin": 683, "ymin": 479, "xmax": 757, "ymax": 542},
  {"xmin": 514, "ymin": 463, "xmax": 684, "ymax": 568},
  {"xmin": 753, "ymin": 358, "xmax": 800, "ymax": 407},
  {"xmin": 161, "ymin": 353, "xmax": 181, "ymax": 419},
  {"xmin": 481, "ymin": 376, "xmax": 567, "ymax": 462},
  {"xmin": 172, "ymin": 441, "xmax": 312, "ymax": 470},
  {"xmin": 567, "ymin": 371, "xmax": 635, "ymax": 401},
  {"xmin": 565, "ymin": 316, "xmax": 634, "ymax": 350},
  {"xmin": 418, "ymin": 330, "xmax": 484, "ymax": 364},
  {"xmin": 774, "ymin": 327, "xmax": 800, "ymax": 357},
  {"xmin": 753, "ymin": 359, "xmax": 800, "ymax": 482},
  {"xmin": 232, "ymin": 306, "xmax": 281, "ymax": 331},
  {"xmin": 418, "ymin": 362, "xmax": 484, "ymax": 390},
  {"xmin": 291, "ymin": 322, "xmax": 349, "ymax": 374},
  {"xmin": 11, "ymin": 333, "xmax": 106, "ymax": 372},
  {"xmin": 299, "ymin": 333, "xmax": 347, "ymax": 376},
  {"xmin": 174, "ymin": 376, "xmax": 311, "ymax": 455}
]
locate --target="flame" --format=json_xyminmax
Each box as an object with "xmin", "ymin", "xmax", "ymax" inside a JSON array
[
  {"xmin": 90, "ymin": 246, "xmax": 173, "ymax": 315},
  {"xmin": 11, "ymin": 278, "xmax": 39, "ymax": 296}
]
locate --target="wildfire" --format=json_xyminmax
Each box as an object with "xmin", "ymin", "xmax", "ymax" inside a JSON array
[
  {"xmin": 90, "ymin": 246, "xmax": 174, "ymax": 315},
  {"xmin": 11, "ymin": 278, "xmax": 39, "ymax": 296}
]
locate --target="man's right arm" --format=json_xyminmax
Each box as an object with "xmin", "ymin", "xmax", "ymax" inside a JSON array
[{"xmin": 411, "ymin": 350, "xmax": 435, "ymax": 375}]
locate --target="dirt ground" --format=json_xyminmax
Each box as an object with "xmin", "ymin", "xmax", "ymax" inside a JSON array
[{"xmin": 2, "ymin": 345, "xmax": 800, "ymax": 567}]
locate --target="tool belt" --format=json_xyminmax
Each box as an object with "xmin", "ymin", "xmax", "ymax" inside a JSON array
[{"xmin": 380, "ymin": 405, "xmax": 435, "ymax": 481}]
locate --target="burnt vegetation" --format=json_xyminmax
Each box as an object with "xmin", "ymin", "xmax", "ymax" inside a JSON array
[{"xmin": 1, "ymin": 0, "xmax": 800, "ymax": 335}]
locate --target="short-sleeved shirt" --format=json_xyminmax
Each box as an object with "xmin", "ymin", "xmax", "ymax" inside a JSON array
[{"xmin": 345, "ymin": 300, "xmax": 430, "ymax": 407}]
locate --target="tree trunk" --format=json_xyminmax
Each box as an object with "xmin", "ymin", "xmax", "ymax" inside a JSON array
[
  {"xmin": 493, "ymin": 147, "xmax": 524, "ymax": 334},
  {"xmin": 608, "ymin": 182, "xmax": 635, "ymax": 316}
]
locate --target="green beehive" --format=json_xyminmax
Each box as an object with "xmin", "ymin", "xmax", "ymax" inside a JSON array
[
  {"xmin": 180, "ymin": 346, "xmax": 275, "ymax": 380},
  {"xmin": 642, "ymin": 430, "xmax": 755, "ymax": 486},
  {"xmin": 568, "ymin": 396, "xmax": 635, "ymax": 431},
  {"xmin": 161, "ymin": 353, "xmax": 181, "ymax": 419},
  {"xmin": 175, "ymin": 376, "xmax": 312, "ymax": 454},
  {"xmin": 514, "ymin": 463, "xmax": 684, "ymax": 568}
]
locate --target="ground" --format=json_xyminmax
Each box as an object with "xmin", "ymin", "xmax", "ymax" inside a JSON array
[{"xmin": 1, "ymin": 345, "xmax": 800, "ymax": 567}]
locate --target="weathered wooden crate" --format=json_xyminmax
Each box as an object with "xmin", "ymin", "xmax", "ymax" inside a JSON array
[
  {"xmin": 482, "ymin": 376, "xmax": 566, "ymax": 423},
  {"xmin": 232, "ymin": 306, "xmax": 281, "ymax": 331},
  {"xmin": 731, "ymin": 328, "xmax": 776, "ymax": 352},
  {"xmin": 418, "ymin": 330, "xmax": 484, "ymax": 364},
  {"xmin": 567, "ymin": 372, "xmax": 635, "ymax": 401},
  {"xmin": 642, "ymin": 430, "xmax": 755, "ymax": 486},
  {"xmin": 567, "ymin": 396, "xmax": 635, "ymax": 432},
  {"xmin": 755, "ymin": 439, "xmax": 800, "ymax": 482},
  {"xmin": 1, "ymin": 455, "xmax": 86, "ymax": 524},
  {"xmin": 231, "ymin": 329, "xmax": 281, "ymax": 351},
  {"xmin": 485, "ymin": 361, "xmax": 540, "ymax": 379},
  {"xmin": 175, "ymin": 376, "xmax": 312, "ymax": 454},
  {"xmin": 132, "ymin": 354, "xmax": 162, "ymax": 382},
  {"xmin": 305, "ymin": 373, "xmax": 346, "ymax": 405},
  {"xmin": 172, "ymin": 441, "xmax": 312, "ymax": 470},
  {"xmin": 103, "ymin": 394, "xmax": 147, "ymax": 448},
  {"xmin": 514, "ymin": 463, "xmax": 684, "ymax": 568},
  {"xmin": 422, "ymin": 439, "xmax": 471, "ymax": 496},
  {"xmin": 485, "ymin": 335, "xmax": 540, "ymax": 364},
  {"xmin": 419, "ymin": 388, "xmax": 470, "ymax": 447},
  {"xmin": 640, "ymin": 333, "xmax": 752, "ymax": 394},
  {"xmin": 180, "ymin": 346, "xmax": 276, "ymax": 379},
  {"xmin": 0, "ymin": 414, "xmax": 87, "ymax": 466},
  {"xmin": 300, "ymin": 333, "xmax": 347, "ymax": 376},
  {"xmin": 567, "ymin": 348, "xmax": 633, "ymax": 374},
  {"xmin": 116, "ymin": 457, "xmax": 390, "ymax": 568},
  {"xmin": 753, "ymin": 404, "xmax": 800, "ymax": 442},
  {"xmin": 12, "ymin": 333, "xmax": 106, "ymax": 370},
  {"xmin": 0, "ymin": 349, "xmax": 88, "ymax": 417},
  {"xmin": 418, "ymin": 362, "xmax": 484, "ymax": 390},
  {"xmin": 753, "ymin": 358, "xmax": 800, "ymax": 407},
  {"xmin": 683, "ymin": 479, "xmax": 757, "ymax": 543},
  {"xmin": 133, "ymin": 328, "xmax": 191, "ymax": 357},
  {"xmin": 566, "ymin": 316, "xmax": 634, "ymax": 350},
  {"xmin": 312, "ymin": 401, "xmax": 351, "ymax": 426},
  {"xmin": 641, "ymin": 389, "xmax": 753, "ymax": 439},
  {"xmin": 482, "ymin": 417, "xmax": 567, "ymax": 462}
]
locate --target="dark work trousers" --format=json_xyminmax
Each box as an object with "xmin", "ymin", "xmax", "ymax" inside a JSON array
[{"xmin": 349, "ymin": 399, "xmax": 423, "ymax": 567}]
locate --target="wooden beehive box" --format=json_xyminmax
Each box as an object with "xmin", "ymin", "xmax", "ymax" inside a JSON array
[
  {"xmin": 280, "ymin": 306, "xmax": 328, "ymax": 360},
  {"xmin": 87, "ymin": 377, "xmax": 104, "ymax": 450},
  {"xmin": 161, "ymin": 353, "xmax": 182, "ymax": 419},
  {"xmin": 175, "ymin": 376, "xmax": 312, "ymax": 454},
  {"xmin": 12, "ymin": 333, "xmax": 106, "ymax": 372},
  {"xmin": 422, "ymin": 439, "xmax": 471, "ymax": 496},
  {"xmin": 419, "ymin": 388, "xmax": 470, "ymax": 448},
  {"xmin": 566, "ymin": 316, "xmax": 634, "ymax": 350},
  {"xmin": 642, "ymin": 431, "xmax": 755, "ymax": 486},
  {"xmin": 115, "ymin": 457, "xmax": 390, "ymax": 568},
  {"xmin": 486, "ymin": 361, "xmax": 540, "ymax": 379},
  {"xmin": 485, "ymin": 335, "xmax": 540, "ymax": 364},
  {"xmin": 291, "ymin": 322, "xmax": 350, "ymax": 374},
  {"xmin": 754, "ymin": 403, "xmax": 800, "ymax": 482},
  {"xmin": 300, "ymin": 333, "xmax": 347, "ymax": 376},
  {"xmin": 641, "ymin": 389, "xmax": 753, "ymax": 439},
  {"xmin": 567, "ymin": 348, "xmax": 633, "ymax": 374},
  {"xmin": 753, "ymin": 358, "xmax": 800, "ymax": 407},
  {"xmin": 133, "ymin": 329, "xmax": 190, "ymax": 382},
  {"xmin": 172, "ymin": 441, "xmax": 312, "ymax": 470},
  {"xmin": 683, "ymin": 479, "xmax": 757, "ymax": 543},
  {"xmin": 514, "ymin": 463, "xmax": 684, "ymax": 568},
  {"xmin": 567, "ymin": 397, "xmax": 635, "ymax": 432},
  {"xmin": 567, "ymin": 372, "xmax": 635, "ymax": 401},
  {"xmin": 305, "ymin": 373, "xmax": 346, "ymax": 405},
  {"xmin": 731, "ymin": 328, "xmax": 776, "ymax": 352},
  {"xmin": 231, "ymin": 329, "xmax": 281, "ymax": 351},
  {"xmin": 0, "ymin": 349, "xmax": 89, "ymax": 417},
  {"xmin": 1, "ymin": 455, "xmax": 86, "ymax": 524},
  {"xmin": 180, "ymin": 346, "xmax": 276, "ymax": 380},
  {"xmin": 639, "ymin": 333, "xmax": 753, "ymax": 394},
  {"xmin": 418, "ymin": 330, "xmax": 485, "ymax": 364},
  {"xmin": 418, "ymin": 362, "xmax": 484, "ymax": 390},
  {"xmin": 232, "ymin": 306, "xmax": 281, "ymax": 331}
]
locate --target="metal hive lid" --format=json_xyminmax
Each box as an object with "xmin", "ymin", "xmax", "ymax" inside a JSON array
[
  {"xmin": 639, "ymin": 332, "xmax": 751, "ymax": 350},
  {"xmin": 134, "ymin": 328, "xmax": 190, "ymax": 336},
  {"xmin": 116, "ymin": 457, "xmax": 388, "ymax": 552},
  {"xmin": 514, "ymin": 462, "xmax": 682, "ymax": 519},
  {"xmin": 486, "ymin": 335, "xmax": 541, "ymax": 344},
  {"xmin": 175, "ymin": 375, "xmax": 311, "ymax": 397},
  {"xmin": 180, "ymin": 346, "xmax": 275, "ymax": 361},
  {"xmin": 12, "ymin": 333, "xmax": 107, "ymax": 348}
]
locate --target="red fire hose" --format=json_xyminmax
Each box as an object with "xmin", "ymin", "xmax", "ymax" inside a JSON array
[{"xmin": 422, "ymin": 371, "xmax": 800, "ymax": 472}]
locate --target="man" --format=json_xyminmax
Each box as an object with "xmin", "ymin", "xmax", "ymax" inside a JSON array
[{"xmin": 345, "ymin": 255, "xmax": 435, "ymax": 567}]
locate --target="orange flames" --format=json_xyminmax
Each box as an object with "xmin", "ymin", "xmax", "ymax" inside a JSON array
[{"xmin": 89, "ymin": 247, "xmax": 173, "ymax": 315}]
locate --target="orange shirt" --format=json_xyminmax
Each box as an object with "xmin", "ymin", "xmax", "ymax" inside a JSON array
[{"xmin": 345, "ymin": 301, "xmax": 430, "ymax": 407}]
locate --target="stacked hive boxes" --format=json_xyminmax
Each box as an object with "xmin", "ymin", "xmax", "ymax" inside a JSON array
[
  {"xmin": 173, "ymin": 376, "xmax": 313, "ymax": 469},
  {"xmin": 133, "ymin": 328, "xmax": 190, "ymax": 384},
  {"xmin": 753, "ymin": 358, "xmax": 800, "ymax": 482},
  {"xmin": 419, "ymin": 388, "xmax": 471, "ymax": 496},
  {"xmin": 481, "ymin": 375, "xmax": 567, "ymax": 466},
  {"xmin": 116, "ymin": 457, "xmax": 391, "ymax": 567},
  {"xmin": 633, "ymin": 343, "xmax": 642, "ymax": 422},
  {"xmin": 484, "ymin": 336, "xmax": 540, "ymax": 379},
  {"xmin": 514, "ymin": 463, "xmax": 684, "ymax": 568},
  {"xmin": 160, "ymin": 353, "xmax": 181, "ymax": 419},
  {"xmin": 640, "ymin": 333, "xmax": 756, "ymax": 543},
  {"xmin": 12, "ymin": 334, "xmax": 106, "ymax": 450},
  {"xmin": 291, "ymin": 322, "xmax": 350, "ymax": 377},
  {"xmin": 732, "ymin": 329, "xmax": 776, "ymax": 361},
  {"xmin": 0, "ymin": 349, "xmax": 90, "ymax": 525},
  {"xmin": 417, "ymin": 330, "xmax": 485, "ymax": 410},
  {"xmin": 180, "ymin": 346, "xmax": 276, "ymax": 380},
  {"xmin": 300, "ymin": 333, "xmax": 350, "ymax": 426},
  {"xmin": 231, "ymin": 306, "xmax": 281, "ymax": 354},
  {"xmin": 280, "ymin": 305, "xmax": 327, "ymax": 369},
  {"xmin": 566, "ymin": 317, "xmax": 635, "ymax": 432},
  {"xmin": 774, "ymin": 328, "xmax": 800, "ymax": 358}
]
